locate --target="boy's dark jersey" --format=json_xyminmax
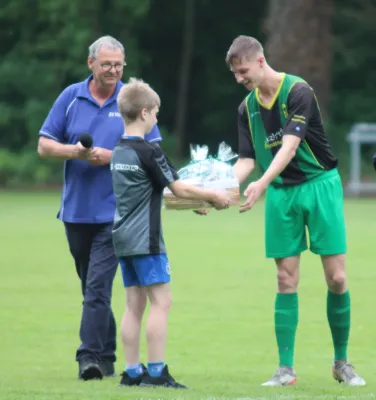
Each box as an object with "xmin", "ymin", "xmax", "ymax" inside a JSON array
[
  {"xmin": 110, "ymin": 137, "xmax": 178, "ymax": 258},
  {"xmin": 238, "ymin": 74, "xmax": 338, "ymax": 187}
]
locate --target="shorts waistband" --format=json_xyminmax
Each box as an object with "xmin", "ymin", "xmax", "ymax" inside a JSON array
[
  {"xmin": 303, "ymin": 168, "xmax": 339, "ymax": 184},
  {"xmin": 269, "ymin": 168, "xmax": 339, "ymax": 191}
]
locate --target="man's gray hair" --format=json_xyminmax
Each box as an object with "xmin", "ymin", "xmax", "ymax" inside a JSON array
[{"xmin": 88, "ymin": 36, "xmax": 125, "ymax": 59}]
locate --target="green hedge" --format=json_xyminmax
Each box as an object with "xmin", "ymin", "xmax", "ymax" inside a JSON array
[
  {"xmin": 0, "ymin": 148, "xmax": 63, "ymax": 188},
  {"xmin": 0, "ymin": 132, "xmax": 371, "ymax": 189}
]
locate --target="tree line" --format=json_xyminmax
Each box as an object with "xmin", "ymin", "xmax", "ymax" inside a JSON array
[{"xmin": 0, "ymin": 0, "xmax": 375, "ymax": 186}]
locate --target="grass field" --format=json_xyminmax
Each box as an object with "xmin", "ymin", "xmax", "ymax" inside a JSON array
[{"xmin": 1, "ymin": 191, "xmax": 376, "ymax": 400}]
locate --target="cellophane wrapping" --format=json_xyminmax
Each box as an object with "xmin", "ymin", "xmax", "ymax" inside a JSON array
[{"xmin": 163, "ymin": 142, "xmax": 240, "ymax": 210}]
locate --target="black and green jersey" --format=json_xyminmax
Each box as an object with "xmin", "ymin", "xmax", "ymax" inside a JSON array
[
  {"xmin": 238, "ymin": 73, "xmax": 337, "ymax": 187},
  {"xmin": 111, "ymin": 138, "xmax": 178, "ymax": 257}
]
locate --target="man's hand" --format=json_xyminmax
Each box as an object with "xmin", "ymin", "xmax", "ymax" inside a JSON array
[
  {"xmin": 87, "ymin": 147, "xmax": 111, "ymax": 166},
  {"xmin": 72, "ymin": 142, "xmax": 91, "ymax": 160},
  {"xmin": 240, "ymin": 180, "xmax": 267, "ymax": 213}
]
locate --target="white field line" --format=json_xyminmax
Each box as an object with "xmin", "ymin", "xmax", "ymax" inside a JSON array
[{"xmin": 134, "ymin": 394, "xmax": 375, "ymax": 400}]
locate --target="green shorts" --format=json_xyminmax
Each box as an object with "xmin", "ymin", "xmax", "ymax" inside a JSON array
[{"xmin": 265, "ymin": 168, "xmax": 347, "ymax": 258}]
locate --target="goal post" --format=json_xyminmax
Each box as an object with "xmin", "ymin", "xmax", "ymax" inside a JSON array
[{"xmin": 346, "ymin": 123, "xmax": 376, "ymax": 196}]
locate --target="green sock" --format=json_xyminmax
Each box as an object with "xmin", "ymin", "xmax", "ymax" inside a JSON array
[
  {"xmin": 327, "ymin": 290, "xmax": 351, "ymax": 361},
  {"xmin": 274, "ymin": 293, "xmax": 298, "ymax": 367}
]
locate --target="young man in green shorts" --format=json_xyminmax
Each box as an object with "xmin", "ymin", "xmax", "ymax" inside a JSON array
[{"xmin": 226, "ymin": 35, "xmax": 365, "ymax": 387}]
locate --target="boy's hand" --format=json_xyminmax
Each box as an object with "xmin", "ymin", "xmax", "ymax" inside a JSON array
[
  {"xmin": 211, "ymin": 191, "xmax": 231, "ymax": 210},
  {"xmin": 193, "ymin": 209, "xmax": 210, "ymax": 216}
]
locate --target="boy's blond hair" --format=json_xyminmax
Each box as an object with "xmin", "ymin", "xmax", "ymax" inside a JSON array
[{"xmin": 117, "ymin": 78, "xmax": 160, "ymax": 124}]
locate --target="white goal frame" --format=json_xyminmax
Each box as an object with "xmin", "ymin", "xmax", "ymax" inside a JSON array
[{"xmin": 346, "ymin": 123, "xmax": 376, "ymax": 196}]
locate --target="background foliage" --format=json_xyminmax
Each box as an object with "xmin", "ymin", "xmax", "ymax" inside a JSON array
[{"xmin": 1, "ymin": 0, "xmax": 375, "ymax": 186}]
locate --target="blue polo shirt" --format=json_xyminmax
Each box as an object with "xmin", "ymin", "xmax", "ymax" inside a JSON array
[{"xmin": 39, "ymin": 75, "xmax": 162, "ymax": 224}]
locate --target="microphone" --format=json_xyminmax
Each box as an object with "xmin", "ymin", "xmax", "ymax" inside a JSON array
[
  {"xmin": 79, "ymin": 134, "xmax": 93, "ymax": 149},
  {"xmin": 373, "ymin": 153, "xmax": 376, "ymax": 171}
]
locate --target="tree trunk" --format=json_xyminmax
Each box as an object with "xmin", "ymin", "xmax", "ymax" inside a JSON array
[
  {"xmin": 264, "ymin": 0, "xmax": 333, "ymax": 119},
  {"xmin": 175, "ymin": 0, "xmax": 195, "ymax": 160}
]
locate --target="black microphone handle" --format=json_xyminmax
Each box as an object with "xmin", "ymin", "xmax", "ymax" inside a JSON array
[{"xmin": 79, "ymin": 134, "xmax": 93, "ymax": 149}]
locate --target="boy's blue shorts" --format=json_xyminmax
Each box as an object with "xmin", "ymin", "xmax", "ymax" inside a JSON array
[{"xmin": 119, "ymin": 253, "xmax": 170, "ymax": 287}]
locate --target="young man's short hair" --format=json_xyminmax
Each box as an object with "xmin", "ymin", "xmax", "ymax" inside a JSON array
[
  {"xmin": 225, "ymin": 35, "xmax": 264, "ymax": 66},
  {"xmin": 117, "ymin": 78, "xmax": 160, "ymax": 124}
]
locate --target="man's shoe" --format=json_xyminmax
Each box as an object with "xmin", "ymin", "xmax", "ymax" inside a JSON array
[
  {"xmin": 139, "ymin": 365, "xmax": 187, "ymax": 389},
  {"xmin": 119, "ymin": 364, "xmax": 147, "ymax": 386},
  {"xmin": 332, "ymin": 361, "xmax": 366, "ymax": 386},
  {"xmin": 78, "ymin": 356, "xmax": 103, "ymax": 381},
  {"xmin": 100, "ymin": 359, "xmax": 117, "ymax": 378},
  {"xmin": 261, "ymin": 366, "xmax": 297, "ymax": 386}
]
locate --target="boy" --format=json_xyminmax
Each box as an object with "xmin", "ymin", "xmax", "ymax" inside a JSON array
[{"xmin": 111, "ymin": 78, "xmax": 230, "ymax": 388}]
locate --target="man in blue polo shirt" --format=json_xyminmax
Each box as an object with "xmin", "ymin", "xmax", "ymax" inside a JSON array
[{"xmin": 37, "ymin": 35, "xmax": 162, "ymax": 381}]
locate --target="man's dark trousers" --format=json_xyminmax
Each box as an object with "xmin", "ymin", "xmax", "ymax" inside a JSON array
[{"xmin": 64, "ymin": 222, "xmax": 118, "ymax": 364}]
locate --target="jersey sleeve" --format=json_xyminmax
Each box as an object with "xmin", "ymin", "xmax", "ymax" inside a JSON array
[
  {"xmin": 144, "ymin": 146, "xmax": 179, "ymax": 189},
  {"xmin": 145, "ymin": 124, "xmax": 162, "ymax": 143},
  {"xmin": 39, "ymin": 88, "xmax": 72, "ymax": 143},
  {"xmin": 284, "ymin": 83, "xmax": 315, "ymax": 140},
  {"xmin": 237, "ymin": 101, "xmax": 256, "ymax": 159}
]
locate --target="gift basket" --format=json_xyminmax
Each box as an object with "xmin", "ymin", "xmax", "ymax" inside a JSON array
[{"xmin": 163, "ymin": 142, "xmax": 240, "ymax": 210}]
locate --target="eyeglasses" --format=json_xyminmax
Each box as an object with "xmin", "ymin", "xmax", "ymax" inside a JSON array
[{"xmin": 100, "ymin": 62, "xmax": 126, "ymax": 72}]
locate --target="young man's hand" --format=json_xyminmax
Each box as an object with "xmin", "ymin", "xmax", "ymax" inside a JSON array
[{"xmin": 240, "ymin": 179, "xmax": 267, "ymax": 213}]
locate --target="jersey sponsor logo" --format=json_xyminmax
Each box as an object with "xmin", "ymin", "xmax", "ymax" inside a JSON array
[
  {"xmin": 110, "ymin": 163, "xmax": 139, "ymax": 171},
  {"xmin": 265, "ymin": 128, "xmax": 283, "ymax": 149},
  {"xmin": 108, "ymin": 112, "xmax": 121, "ymax": 118}
]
